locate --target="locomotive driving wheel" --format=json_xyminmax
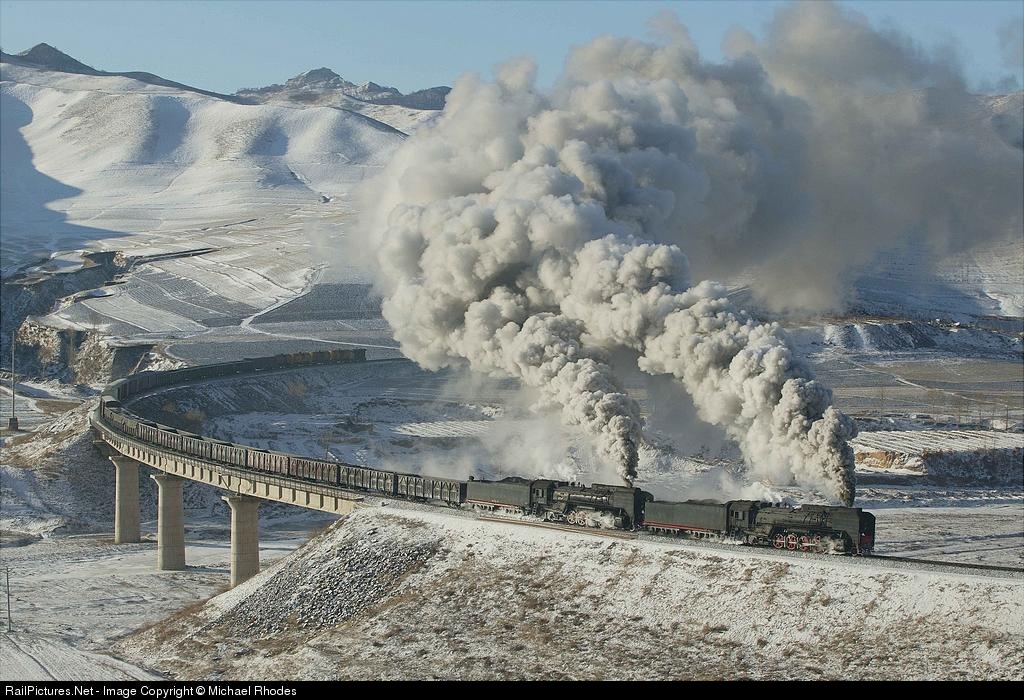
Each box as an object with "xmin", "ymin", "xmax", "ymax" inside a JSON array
[{"xmin": 773, "ymin": 534, "xmax": 785, "ymax": 549}]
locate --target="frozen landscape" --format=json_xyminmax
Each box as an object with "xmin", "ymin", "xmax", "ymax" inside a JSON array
[
  {"xmin": 2, "ymin": 1, "xmax": 1023, "ymax": 681},
  {"xmin": 117, "ymin": 507, "xmax": 1023, "ymax": 681}
]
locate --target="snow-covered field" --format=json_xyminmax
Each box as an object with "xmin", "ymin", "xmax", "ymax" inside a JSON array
[
  {"xmin": 2, "ymin": 633, "xmax": 159, "ymax": 681},
  {"xmin": 854, "ymin": 430, "xmax": 1022, "ymax": 454},
  {"xmin": 118, "ymin": 506, "xmax": 1024, "ymax": 680},
  {"xmin": 0, "ymin": 519, "xmax": 335, "ymax": 681}
]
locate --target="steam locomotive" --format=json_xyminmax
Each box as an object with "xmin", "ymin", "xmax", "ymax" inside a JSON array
[
  {"xmin": 95, "ymin": 352, "xmax": 875, "ymax": 556},
  {"xmin": 465, "ymin": 476, "xmax": 874, "ymax": 554}
]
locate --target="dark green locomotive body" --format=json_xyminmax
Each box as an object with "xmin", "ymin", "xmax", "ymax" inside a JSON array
[
  {"xmin": 464, "ymin": 477, "xmax": 651, "ymax": 528},
  {"xmin": 548, "ymin": 482, "xmax": 650, "ymax": 528},
  {"xmin": 749, "ymin": 504, "xmax": 875, "ymax": 554}
]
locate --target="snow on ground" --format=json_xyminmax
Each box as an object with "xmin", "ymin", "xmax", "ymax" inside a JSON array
[
  {"xmin": 852, "ymin": 235, "xmax": 1024, "ymax": 319},
  {"xmin": 2, "ymin": 52, "xmax": 1021, "ymax": 681},
  {"xmin": 0, "ymin": 378, "xmax": 82, "ymax": 432},
  {"xmin": 2, "ymin": 403, "xmax": 116, "ymax": 531},
  {"xmin": 807, "ymin": 354, "xmax": 1023, "ymax": 426},
  {"xmin": 854, "ymin": 430, "xmax": 1024, "ymax": 453},
  {"xmin": 118, "ymin": 506, "xmax": 1024, "ymax": 680},
  {"xmin": 852, "ymin": 430, "xmax": 1022, "ymax": 484},
  {"xmin": 0, "ymin": 394, "xmax": 338, "ymax": 680},
  {"xmin": 868, "ymin": 502, "xmax": 1023, "ymax": 567},
  {"xmin": 0, "ymin": 517, "xmax": 335, "ymax": 680},
  {"xmin": 3, "ymin": 60, "xmax": 403, "ymax": 385},
  {"xmin": 1, "ymin": 633, "xmax": 158, "ymax": 681}
]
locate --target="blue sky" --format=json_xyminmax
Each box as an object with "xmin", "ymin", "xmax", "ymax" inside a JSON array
[{"xmin": 1, "ymin": 1, "xmax": 1021, "ymax": 94}]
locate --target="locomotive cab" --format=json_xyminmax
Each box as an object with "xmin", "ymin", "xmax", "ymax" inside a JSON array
[
  {"xmin": 858, "ymin": 510, "xmax": 876, "ymax": 554},
  {"xmin": 530, "ymin": 479, "xmax": 562, "ymax": 509},
  {"xmin": 726, "ymin": 500, "xmax": 759, "ymax": 537}
]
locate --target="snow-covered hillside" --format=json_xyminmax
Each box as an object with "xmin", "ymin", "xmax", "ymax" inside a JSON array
[
  {"xmin": 119, "ymin": 507, "xmax": 1024, "ymax": 680},
  {"xmin": 1, "ymin": 58, "xmax": 405, "ymax": 275},
  {"xmin": 852, "ymin": 235, "xmax": 1024, "ymax": 320},
  {"xmin": 845, "ymin": 91, "xmax": 1024, "ymax": 320}
]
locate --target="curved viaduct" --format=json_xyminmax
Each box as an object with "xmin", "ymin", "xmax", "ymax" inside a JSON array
[{"xmin": 90, "ymin": 350, "xmax": 380, "ymax": 587}]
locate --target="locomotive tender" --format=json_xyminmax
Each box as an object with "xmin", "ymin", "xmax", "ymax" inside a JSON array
[{"xmin": 93, "ymin": 350, "xmax": 875, "ymax": 556}]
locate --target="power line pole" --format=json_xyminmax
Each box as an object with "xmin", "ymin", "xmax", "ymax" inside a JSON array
[
  {"xmin": 8, "ymin": 340, "xmax": 17, "ymax": 431},
  {"xmin": 5, "ymin": 567, "xmax": 11, "ymax": 632}
]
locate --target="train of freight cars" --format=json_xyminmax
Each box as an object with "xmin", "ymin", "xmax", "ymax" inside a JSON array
[{"xmin": 96, "ymin": 396, "xmax": 875, "ymax": 556}]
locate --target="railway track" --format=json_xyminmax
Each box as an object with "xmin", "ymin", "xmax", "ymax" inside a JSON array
[
  {"xmin": 865, "ymin": 554, "xmax": 1023, "ymax": 574},
  {"xmin": 475, "ymin": 513, "xmax": 1023, "ymax": 575}
]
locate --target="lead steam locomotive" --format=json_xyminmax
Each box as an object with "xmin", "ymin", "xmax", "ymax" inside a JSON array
[{"xmin": 93, "ymin": 351, "xmax": 876, "ymax": 556}]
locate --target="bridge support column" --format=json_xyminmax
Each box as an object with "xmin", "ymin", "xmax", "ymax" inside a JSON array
[
  {"xmin": 151, "ymin": 473, "xmax": 186, "ymax": 570},
  {"xmin": 110, "ymin": 456, "xmax": 141, "ymax": 544},
  {"xmin": 222, "ymin": 495, "xmax": 260, "ymax": 587}
]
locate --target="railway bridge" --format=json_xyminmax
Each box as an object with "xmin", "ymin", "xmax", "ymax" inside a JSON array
[{"xmin": 90, "ymin": 350, "xmax": 374, "ymax": 587}]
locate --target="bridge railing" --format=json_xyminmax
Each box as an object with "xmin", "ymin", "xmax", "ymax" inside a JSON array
[
  {"xmin": 91, "ymin": 349, "xmax": 467, "ymax": 508},
  {"xmin": 91, "ymin": 414, "xmax": 374, "ymax": 503},
  {"xmin": 91, "ymin": 349, "xmax": 375, "ymax": 496}
]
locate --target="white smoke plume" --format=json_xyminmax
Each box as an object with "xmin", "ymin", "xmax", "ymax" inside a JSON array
[{"xmin": 359, "ymin": 2, "xmax": 1020, "ymax": 503}]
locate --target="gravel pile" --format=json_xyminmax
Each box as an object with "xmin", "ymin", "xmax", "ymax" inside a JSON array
[{"xmin": 224, "ymin": 521, "xmax": 437, "ymax": 637}]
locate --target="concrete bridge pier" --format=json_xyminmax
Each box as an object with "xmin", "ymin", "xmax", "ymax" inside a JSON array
[
  {"xmin": 223, "ymin": 495, "xmax": 261, "ymax": 587},
  {"xmin": 110, "ymin": 456, "xmax": 141, "ymax": 544},
  {"xmin": 151, "ymin": 473, "xmax": 187, "ymax": 570}
]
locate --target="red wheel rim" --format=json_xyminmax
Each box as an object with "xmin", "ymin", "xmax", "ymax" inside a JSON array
[
  {"xmin": 799, "ymin": 536, "xmax": 810, "ymax": 552},
  {"xmin": 786, "ymin": 534, "xmax": 798, "ymax": 550},
  {"xmin": 773, "ymin": 534, "xmax": 785, "ymax": 549}
]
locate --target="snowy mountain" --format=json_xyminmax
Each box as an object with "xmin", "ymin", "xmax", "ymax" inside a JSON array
[
  {"xmin": 1, "ymin": 54, "xmax": 407, "ymax": 275},
  {"xmin": 237, "ymin": 66, "xmax": 449, "ymax": 110},
  {"xmin": 1, "ymin": 43, "xmax": 97, "ymax": 75},
  {"xmin": 842, "ymin": 89, "xmax": 1023, "ymax": 319},
  {"xmin": 852, "ymin": 234, "xmax": 1024, "ymax": 320},
  {"xmin": 236, "ymin": 67, "xmax": 446, "ymax": 133},
  {"xmin": 0, "ymin": 43, "xmax": 247, "ymax": 103}
]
